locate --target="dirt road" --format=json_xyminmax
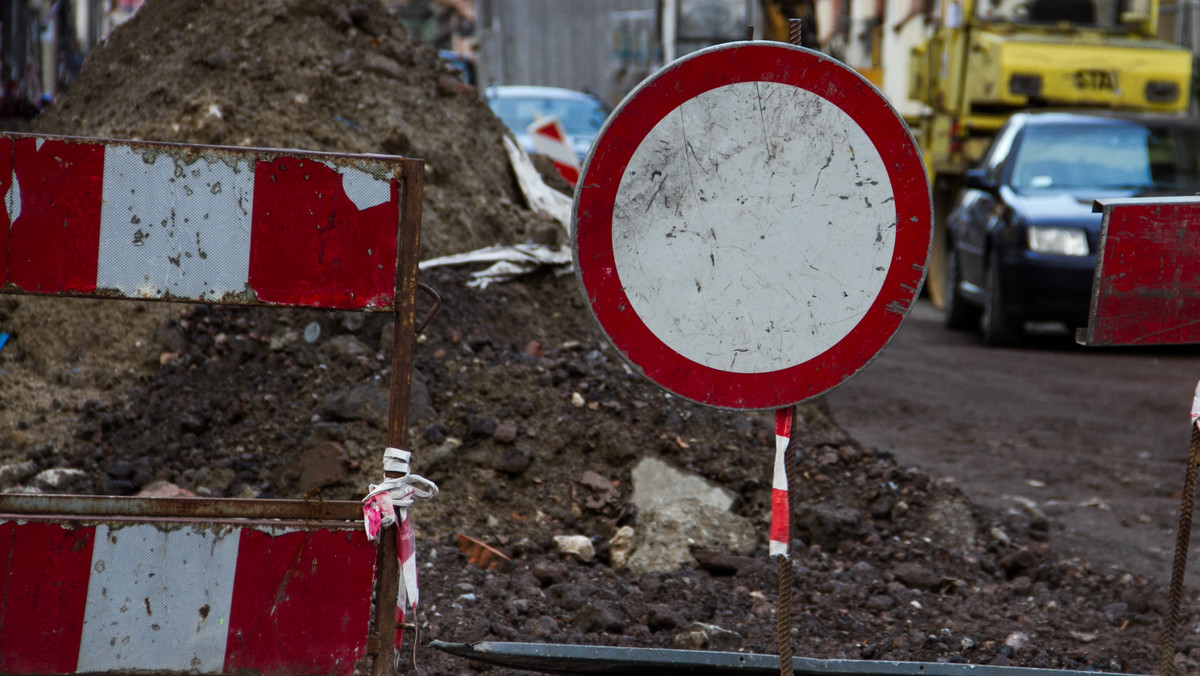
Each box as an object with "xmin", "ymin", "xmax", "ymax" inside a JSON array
[{"xmin": 826, "ymin": 298, "xmax": 1200, "ymax": 586}]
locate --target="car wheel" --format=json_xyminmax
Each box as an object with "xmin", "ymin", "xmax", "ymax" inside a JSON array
[
  {"xmin": 943, "ymin": 243, "xmax": 982, "ymax": 331},
  {"xmin": 981, "ymin": 248, "xmax": 1024, "ymax": 346}
]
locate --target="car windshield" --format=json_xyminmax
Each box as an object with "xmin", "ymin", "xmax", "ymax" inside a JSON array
[
  {"xmin": 1009, "ymin": 121, "xmax": 1200, "ymax": 194},
  {"xmin": 975, "ymin": 0, "xmax": 1126, "ymax": 29},
  {"xmin": 488, "ymin": 94, "xmax": 609, "ymax": 138}
]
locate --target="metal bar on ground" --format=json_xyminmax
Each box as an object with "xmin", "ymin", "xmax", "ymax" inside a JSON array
[{"xmin": 428, "ymin": 641, "xmax": 1131, "ymax": 676}]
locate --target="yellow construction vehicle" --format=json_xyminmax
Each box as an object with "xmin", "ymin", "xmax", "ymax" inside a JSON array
[{"xmin": 909, "ymin": 0, "xmax": 1193, "ymax": 306}]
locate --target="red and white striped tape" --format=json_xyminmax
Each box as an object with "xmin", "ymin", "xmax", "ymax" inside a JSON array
[
  {"xmin": 527, "ymin": 117, "xmax": 580, "ymax": 187},
  {"xmin": 769, "ymin": 407, "xmax": 792, "ymax": 558},
  {"xmin": 1192, "ymin": 380, "xmax": 1200, "ymax": 428},
  {"xmin": 1, "ymin": 135, "xmax": 402, "ymax": 309},
  {"xmin": 362, "ymin": 447, "xmax": 438, "ymax": 665},
  {"xmin": 0, "ymin": 520, "xmax": 375, "ymax": 675}
]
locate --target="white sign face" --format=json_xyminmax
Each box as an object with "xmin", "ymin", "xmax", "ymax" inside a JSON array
[
  {"xmin": 573, "ymin": 42, "xmax": 931, "ymax": 410},
  {"xmin": 612, "ymin": 81, "xmax": 895, "ymax": 374}
]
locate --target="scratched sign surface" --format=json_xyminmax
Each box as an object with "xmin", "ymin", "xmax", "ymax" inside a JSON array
[
  {"xmin": 0, "ymin": 134, "xmax": 405, "ymax": 310},
  {"xmin": 573, "ymin": 43, "xmax": 931, "ymax": 410},
  {"xmin": 1080, "ymin": 197, "xmax": 1200, "ymax": 346},
  {"xmin": 0, "ymin": 518, "xmax": 376, "ymax": 675}
]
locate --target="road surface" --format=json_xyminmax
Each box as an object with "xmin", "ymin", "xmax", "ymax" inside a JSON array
[{"xmin": 826, "ymin": 298, "xmax": 1200, "ymax": 587}]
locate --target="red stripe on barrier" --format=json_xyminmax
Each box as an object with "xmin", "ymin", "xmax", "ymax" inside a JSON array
[
  {"xmin": 7, "ymin": 138, "xmax": 104, "ymax": 293},
  {"xmin": 224, "ymin": 528, "xmax": 377, "ymax": 675},
  {"xmin": 0, "ymin": 522, "xmax": 95, "ymax": 673},
  {"xmin": 553, "ymin": 162, "xmax": 579, "ymax": 187},
  {"xmin": 533, "ymin": 122, "xmax": 567, "ymax": 144},
  {"xmin": 248, "ymin": 158, "xmax": 399, "ymax": 310}
]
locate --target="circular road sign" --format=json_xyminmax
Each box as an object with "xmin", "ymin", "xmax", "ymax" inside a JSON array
[{"xmin": 572, "ymin": 42, "xmax": 931, "ymax": 411}]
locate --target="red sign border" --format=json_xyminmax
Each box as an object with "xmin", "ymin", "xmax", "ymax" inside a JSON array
[{"xmin": 572, "ymin": 42, "xmax": 931, "ymax": 410}]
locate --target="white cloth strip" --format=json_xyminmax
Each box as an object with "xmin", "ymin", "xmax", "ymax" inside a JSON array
[{"xmin": 384, "ymin": 447, "xmax": 412, "ymax": 474}]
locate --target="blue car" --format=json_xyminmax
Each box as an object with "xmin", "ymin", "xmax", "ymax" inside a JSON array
[
  {"xmin": 484, "ymin": 85, "xmax": 610, "ymax": 164},
  {"xmin": 943, "ymin": 110, "xmax": 1200, "ymax": 345}
]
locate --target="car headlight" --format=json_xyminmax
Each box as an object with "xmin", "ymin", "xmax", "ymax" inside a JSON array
[{"xmin": 1027, "ymin": 227, "xmax": 1088, "ymax": 256}]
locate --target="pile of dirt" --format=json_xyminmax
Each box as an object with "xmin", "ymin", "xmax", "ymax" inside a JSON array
[
  {"xmin": 3, "ymin": 1, "xmax": 1199, "ymax": 674},
  {"xmin": 29, "ymin": 0, "xmax": 539, "ymax": 262}
]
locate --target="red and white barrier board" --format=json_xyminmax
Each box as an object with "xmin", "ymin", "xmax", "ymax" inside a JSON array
[
  {"xmin": 0, "ymin": 134, "xmax": 407, "ymax": 310},
  {"xmin": 0, "ymin": 519, "xmax": 376, "ymax": 675},
  {"xmin": 1081, "ymin": 197, "xmax": 1200, "ymax": 346},
  {"xmin": 0, "ymin": 134, "xmax": 428, "ymax": 675},
  {"xmin": 527, "ymin": 117, "xmax": 580, "ymax": 187}
]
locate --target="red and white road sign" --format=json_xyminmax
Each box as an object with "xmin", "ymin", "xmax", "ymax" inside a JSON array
[
  {"xmin": 572, "ymin": 43, "xmax": 931, "ymax": 410},
  {"xmin": 528, "ymin": 116, "xmax": 580, "ymax": 187},
  {"xmin": 1081, "ymin": 196, "xmax": 1200, "ymax": 346},
  {"xmin": 0, "ymin": 135, "xmax": 404, "ymax": 310},
  {"xmin": 0, "ymin": 520, "xmax": 375, "ymax": 675}
]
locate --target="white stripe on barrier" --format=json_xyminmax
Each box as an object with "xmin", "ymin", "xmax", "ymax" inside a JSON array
[
  {"xmin": 5, "ymin": 169, "xmax": 19, "ymax": 223},
  {"xmin": 78, "ymin": 523, "xmax": 240, "ymax": 673},
  {"xmin": 97, "ymin": 146, "xmax": 256, "ymax": 301},
  {"xmin": 338, "ymin": 165, "xmax": 392, "ymax": 211}
]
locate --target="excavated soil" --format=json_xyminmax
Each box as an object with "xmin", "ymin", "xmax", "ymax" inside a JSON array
[{"xmin": 2, "ymin": 1, "xmax": 1199, "ymax": 674}]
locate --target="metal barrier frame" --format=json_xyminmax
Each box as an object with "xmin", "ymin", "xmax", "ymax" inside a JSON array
[{"xmin": 0, "ymin": 133, "xmax": 427, "ymax": 676}]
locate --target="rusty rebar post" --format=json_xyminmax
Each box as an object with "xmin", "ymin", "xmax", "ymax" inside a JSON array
[
  {"xmin": 788, "ymin": 18, "xmax": 802, "ymax": 47},
  {"xmin": 777, "ymin": 425, "xmax": 796, "ymax": 672},
  {"xmin": 771, "ymin": 23, "xmax": 805, "ymax": 676},
  {"xmin": 372, "ymin": 159, "xmax": 425, "ymax": 676},
  {"xmin": 774, "ymin": 406, "xmax": 799, "ymax": 676},
  {"xmin": 776, "ymin": 555, "xmax": 793, "ymax": 675},
  {"xmin": 1161, "ymin": 422, "xmax": 1200, "ymax": 676}
]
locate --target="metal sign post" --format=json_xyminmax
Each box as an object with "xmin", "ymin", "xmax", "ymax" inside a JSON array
[
  {"xmin": 571, "ymin": 40, "xmax": 930, "ymax": 671},
  {"xmin": 0, "ymin": 133, "xmax": 431, "ymax": 676}
]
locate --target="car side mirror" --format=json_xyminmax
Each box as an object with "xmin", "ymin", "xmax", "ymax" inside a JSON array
[{"xmin": 963, "ymin": 168, "xmax": 998, "ymax": 193}]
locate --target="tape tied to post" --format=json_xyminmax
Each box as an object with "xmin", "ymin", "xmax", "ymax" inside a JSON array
[
  {"xmin": 1192, "ymin": 380, "xmax": 1200, "ymax": 428},
  {"xmin": 362, "ymin": 447, "xmax": 438, "ymax": 541}
]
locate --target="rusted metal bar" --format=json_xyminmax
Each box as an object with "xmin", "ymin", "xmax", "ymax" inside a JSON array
[
  {"xmin": 772, "ymin": 24, "xmax": 805, "ymax": 676},
  {"xmin": 372, "ymin": 158, "xmax": 426, "ymax": 676},
  {"xmin": 0, "ymin": 494, "xmax": 361, "ymax": 522},
  {"xmin": 788, "ymin": 18, "xmax": 802, "ymax": 47},
  {"xmin": 1160, "ymin": 422, "xmax": 1200, "ymax": 676},
  {"xmin": 776, "ymin": 405, "xmax": 798, "ymax": 676},
  {"xmin": 775, "ymin": 556, "xmax": 793, "ymax": 676},
  {"xmin": 388, "ymin": 159, "xmax": 424, "ymax": 450},
  {"xmin": 417, "ymin": 281, "xmax": 443, "ymax": 334}
]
